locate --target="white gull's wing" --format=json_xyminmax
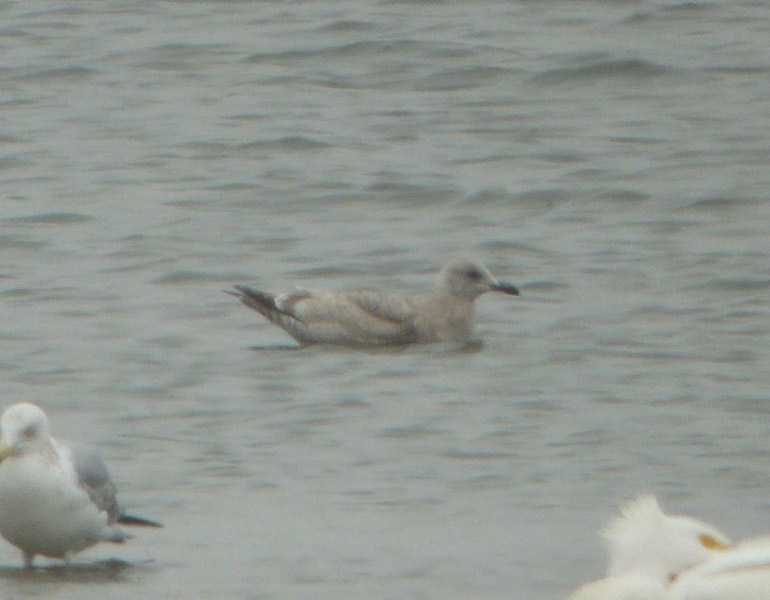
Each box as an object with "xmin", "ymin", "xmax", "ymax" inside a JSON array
[{"xmin": 55, "ymin": 439, "xmax": 121, "ymax": 524}]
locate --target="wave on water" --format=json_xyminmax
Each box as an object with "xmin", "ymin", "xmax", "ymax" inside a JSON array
[
  {"xmin": 6, "ymin": 212, "xmax": 93, "ymax": 225},
  {"xmin": 11, "ymin": 66, "xmax": 95, "ymax": 82},
  {"xmin": 244, "ymin": 39, "xmax": 475, "ymax": 65},
  {"xmin": 530, "ymin": 58, "xmax": 672, "ymax": 85}
]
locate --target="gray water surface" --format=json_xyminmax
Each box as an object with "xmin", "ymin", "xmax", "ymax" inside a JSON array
[{"xmin": 2, "ymin": 1, "xmax": 770, "ymax": 598}]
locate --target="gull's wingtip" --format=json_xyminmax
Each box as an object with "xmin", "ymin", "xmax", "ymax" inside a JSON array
[
  {"xmin": 225, "ymin": 284, "xmax": 253, "ymax": 296},
  {"xmin": 118, "ymin": 514, "xmax": 163, "ymax": 528}
]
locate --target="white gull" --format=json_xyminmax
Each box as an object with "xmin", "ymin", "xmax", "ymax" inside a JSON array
[
  {"xmin": 568, "ymin": 495, "xmax": 730, "ymax": 600},
  {"xmin": 227, "ymin": 259, "xmax": 520, "ymax": 347},
  {"xmin": 0, "ymin": 402, "xmax": 162, "ymax": 567},
  {"xmin": 569, "ymin": 494, "xmax": 770, "ymax": 599}
]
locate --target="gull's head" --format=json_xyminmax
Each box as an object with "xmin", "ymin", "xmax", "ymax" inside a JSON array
[
  {"xmin": 604, "ymin": 495, "xmax": 729, "ymax": 583},
  {"xmin": 436, "ymin": 260, "xmax": 520, "ymax": 300},
  {"xmin": 0, "ymin": 403, "xmax": 52, "ymax": 461}
]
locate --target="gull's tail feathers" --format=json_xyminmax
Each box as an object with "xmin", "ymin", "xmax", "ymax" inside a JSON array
[{"xmin": 226, "ymin": 286, "xmax": 301, "ymax": 324}]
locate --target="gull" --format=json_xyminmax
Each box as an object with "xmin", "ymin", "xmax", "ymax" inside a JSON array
[
  {"xmin": 568, "ymin": 495, "xmax": 730, "ymax": 600},
  {"xmin": 227, "ymin": 259, "xmax": 520, "ymax": 347},
  {"xmin": 0, "ymin": 402, "xmax": 162, "ymax": 567},
  {"xmin": 669, "ymin": 535, "xmax": 770, "ymax": 599}
]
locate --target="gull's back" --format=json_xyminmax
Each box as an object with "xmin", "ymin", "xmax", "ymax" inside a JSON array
[{"xmin": 274, "ymin": 288, "xmax": 424, "ymax": 346}]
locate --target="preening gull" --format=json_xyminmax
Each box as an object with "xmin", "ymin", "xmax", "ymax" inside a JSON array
[
  {"xmin": 568, "ymin": 495, "xmax": 730, "ymax": 600},
  {"xmin": 227, "ymin": 259, "xmax": 520, "ymax": 347},
  {"xmin": 0, "ymin": 403, "xmax": 161, "ymax": 567},
  {"xmin": 669, "ymin": 536, "xmax": 770, "ymax": 599}
]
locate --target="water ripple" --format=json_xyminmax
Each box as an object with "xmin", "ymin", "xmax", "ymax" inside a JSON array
[{"xmin": 531, "ymin": 58, "xmax": 672, "ymax": 85}]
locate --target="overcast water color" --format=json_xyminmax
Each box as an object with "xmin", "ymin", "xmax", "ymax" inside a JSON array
[{"xmin": 1, "ymin": 1, "xmax": 770, "ymax": 598}]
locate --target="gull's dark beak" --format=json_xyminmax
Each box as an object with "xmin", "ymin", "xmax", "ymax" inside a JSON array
[{"xmin": 491, "ymin": 281, "xmax": 520, "ymax": 296}]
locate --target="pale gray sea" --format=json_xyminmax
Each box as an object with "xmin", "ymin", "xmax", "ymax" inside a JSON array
[{"xmin": 1, "ymin": 1, "xmax": 770, "ymax": 598}]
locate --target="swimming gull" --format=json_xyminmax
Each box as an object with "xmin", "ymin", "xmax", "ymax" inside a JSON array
[
  {"xmin": 227, "ymin": 259, "xmax": 520, "ymax": 347},
  {"xmin": 568, "ymin": 495, "xmax": 730, "ymax": 600},
  {"xmin": 0, "ymin": 402, "xmax": 162, "ymax": 567}
]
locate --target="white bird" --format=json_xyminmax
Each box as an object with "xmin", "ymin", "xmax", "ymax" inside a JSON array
[
  {"xmin": 227, "ymin": 259, "xmax": 520, "ymax": 347},
  {"xmin": 568, "ymin": 495, "xmax": 730, "ymax": 600},
  {"xmin": 0, "ymin": 402, "xmax": 161, "ymax": 567},
  {"xmin": 669, "ymin": 536, "xmax": 770, "ymax": 599}
]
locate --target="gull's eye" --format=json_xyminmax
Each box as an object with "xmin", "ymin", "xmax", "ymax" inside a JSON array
[
  {"xmin": 699, "ymin": 534, "xmax": 728, "ymax": 551},
  {"xmin": 21, "ymin": 424, "xmax": 37, "ymax": 440},
  {"xmin": 465, "ymin": 268, "xmax": 483, "ymax": 282}
]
